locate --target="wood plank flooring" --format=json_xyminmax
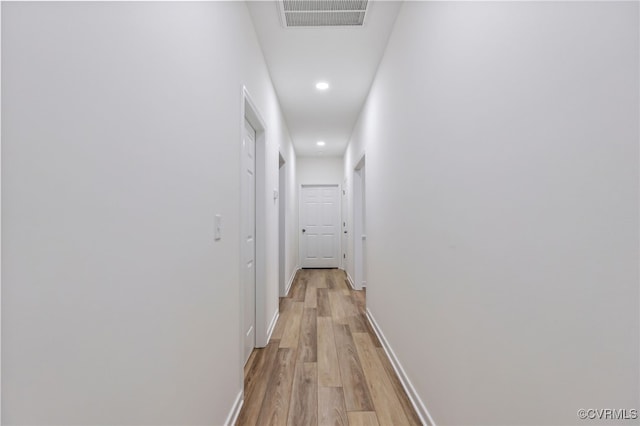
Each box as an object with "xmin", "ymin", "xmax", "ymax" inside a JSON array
[{"xmin": 236, "ymin": 269, "xmax": 422, "ymax": 426}]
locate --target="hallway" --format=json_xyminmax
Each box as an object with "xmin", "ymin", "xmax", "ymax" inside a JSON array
[
  {"xmin": 236, "ymin": 269, "xmax": 421, "ymax": 426},
  {"xmin": 2, "ymin": 2, "xmax": 638, "ymax": 425}
]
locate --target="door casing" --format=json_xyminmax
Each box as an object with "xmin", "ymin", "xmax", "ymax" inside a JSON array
[
  {"xmin": 278, "ymin": 154, "xmax": 287, "ymax": 297},
  {"xmin": 353, "ymin": 155, "xmax": 366, "ymax": 290}
]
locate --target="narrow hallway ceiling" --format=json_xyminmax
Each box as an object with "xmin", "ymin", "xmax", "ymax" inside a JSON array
[{"xmin": 247, "ymin": 1, "xmax": 402, "ymax": 157}]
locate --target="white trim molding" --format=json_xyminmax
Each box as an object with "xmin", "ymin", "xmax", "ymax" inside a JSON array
[
  {"xmin": 266, "ymin": 310, "xmax": 279, "ymax": 343},
  {"xmin": 285, "ymin": 267, "xmax": 299, "ymax": 296},
  {"xmin": 224, "ymin": 390, "xmax": 243, "ymax": 426},
  {"xmin": 346, "ymin": 271, "xmax": 356, "ymax": 290},
  {"xmin": 365, "ymin": 308, "xmax": 436, "ymax": 426}
]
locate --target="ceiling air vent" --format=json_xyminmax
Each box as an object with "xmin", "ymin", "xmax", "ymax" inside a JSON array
[{"xmin": 279, "ymin": 0, "xmax": 369, "ymax": 27}]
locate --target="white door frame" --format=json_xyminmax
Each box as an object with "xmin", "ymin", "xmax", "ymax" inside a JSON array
[
  {"xmin": 278, "ymin": 153, "xmax": 286, "ymax": 297},
  {"xmin": 299, "ymin": 184, "xmax": 341, "ymax": 269},
  {"xmin": 341, "ymin": 179, "xmax": 348, "ymax": 272},
  {"xmin": 240, "ymin": 87, "xmax": 269, "ymax": 362},
  {"xmin": 353, "ymin": 155, "xmax": 366, "ymax": 290}
]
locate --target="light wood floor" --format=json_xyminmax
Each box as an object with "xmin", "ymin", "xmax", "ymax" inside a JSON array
[{"xmin": 236, "ymin": 269, "xmax": 422, "ymax": 426}]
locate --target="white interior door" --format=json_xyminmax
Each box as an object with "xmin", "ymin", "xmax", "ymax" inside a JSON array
[
  {"xmin": 242, "ymin": 119, "xmax": 256, "ymax": 364},
  {"xmin": 354, "ymin": 157, "xmax": 366, "ymax": 289},
  {"xmin": 300, "ymin": 185, "xmax": 340, "ymax": 268}
]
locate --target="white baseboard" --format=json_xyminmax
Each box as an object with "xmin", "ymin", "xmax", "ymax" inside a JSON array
[
  {"xmin": 224, "ymin": 389, "xmax": 243, "ymax": 426},
  {"xmin": 346, "ymin": 272, "xmax": 356, "ymax": 290},
  {"xmin": 285, "ymin": 267, "xmax": 298, "ymax": 296},
  {"xmin": 365, "ymin": 308, "xmax": 436, "ymax": 426},
  {"xmin": 265, "ymin": 309, "xmax": 279, "ymax": 343}
]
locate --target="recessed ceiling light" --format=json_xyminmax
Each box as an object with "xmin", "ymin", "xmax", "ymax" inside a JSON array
[
  {"xmin": 317, "ymin": 141, "xmax": 326, "ymax": 146},
  {"xmin": 315, "ymin": 81, "xmax": 329, "ymax": 91}
]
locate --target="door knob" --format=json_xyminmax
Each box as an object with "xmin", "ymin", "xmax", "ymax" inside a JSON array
[{"xmin": 302, "ymin": 229, "xmax": 306, "ymax": 233}]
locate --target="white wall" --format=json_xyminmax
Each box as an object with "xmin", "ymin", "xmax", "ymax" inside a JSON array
[
  {"xmin": 344, "ymin": 2, "xmax": 639, "ymax": 425},
  {"xmin": 297, "ymin": 156, "xmax": 344, "ymax": 185},
  {"xmin": 1, "ymin": 2, "xmax": 295, "ymax": 424}
]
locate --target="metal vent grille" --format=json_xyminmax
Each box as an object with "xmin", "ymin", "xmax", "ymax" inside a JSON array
[{"xmin": 280, "ymin": 0, "xmax": 369, "ymax": 27}]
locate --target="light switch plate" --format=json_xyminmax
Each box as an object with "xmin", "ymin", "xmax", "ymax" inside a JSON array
[{"xmin": 214, "ymin": 214, "xmax": 222, "ymax": 241}]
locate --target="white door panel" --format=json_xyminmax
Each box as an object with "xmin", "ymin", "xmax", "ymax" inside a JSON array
[
  {"xmin": 354, "ymin": 159, "xmax": 366, "ymax": 290},
  {"xmin": 300, "ymin": 185, "xmax": 340, "ymax": 268},
  {"xmin": 242, "ymin": 119, "xmax": 256, "ymax": 364},
  {"xmin": 341, "ymin": 181, "xmax": 347, "ymax": 270}
]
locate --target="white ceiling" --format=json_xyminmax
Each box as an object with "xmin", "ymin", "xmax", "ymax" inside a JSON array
[{"xmin": 247, "ymin": 1, "xmax": 402, "ymax": 157}]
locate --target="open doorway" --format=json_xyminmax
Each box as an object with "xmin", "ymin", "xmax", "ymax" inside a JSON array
[{"xmin": 353, "ymin": 155, "xmax": 366, "ymax": 290}]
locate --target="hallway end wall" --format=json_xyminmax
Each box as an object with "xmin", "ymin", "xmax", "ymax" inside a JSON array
[
  {"xmin": 344, "ymin": 2, "xmax": 639, "ymax": 425},
  {"xmin": 297, "ymin": 156, "xmax": 344, "ymax": 186}
]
